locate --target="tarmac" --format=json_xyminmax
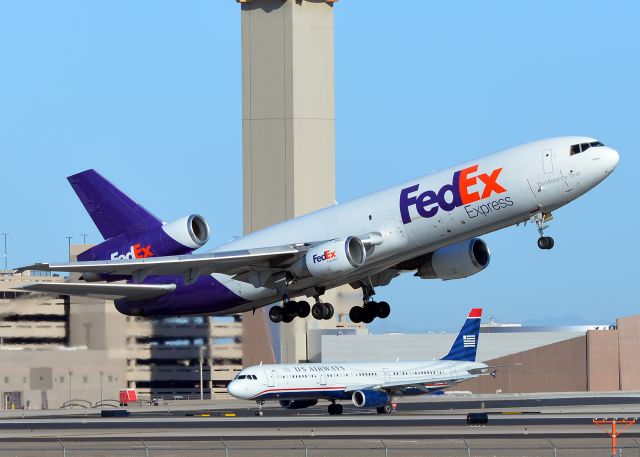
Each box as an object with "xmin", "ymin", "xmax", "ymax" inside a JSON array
[{"xmin": 0, "ymin": 392, "xmax": 638, "ymax": 456}]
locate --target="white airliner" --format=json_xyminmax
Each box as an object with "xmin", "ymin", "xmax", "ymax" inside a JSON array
[
  {"xmin": 228, "ymin": 308, "xmax": 491, "ymax": 415},
  {"xmin": 19, "ymin": 137, "xmax": 618, "ymax": 323}
]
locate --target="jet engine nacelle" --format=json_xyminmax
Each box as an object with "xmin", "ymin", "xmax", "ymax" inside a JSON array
[
  {"xmin": 279, "ymin": 399, "xmax": 318, "ymax": 409},
  {"xmin": 290, "ymin": 237, "xmax": 366, "ymax": 279},
  {"xmin": 352, "ymin": 389, "xmax": 390, "ymax": 408},
  {"xmin": 77, "ymin": 214, "xmax": 210, "ymax": 263},
  {"xmin": 161, "ymin": 214, "xmax": 210, "ymax": 250},
  {"xmin": 416, "ymin": 238, "xmax": 490, "ymax": 280}
]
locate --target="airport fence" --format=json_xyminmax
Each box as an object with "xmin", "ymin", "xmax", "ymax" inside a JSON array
[{"xmin": 1, "ymin": 438, "xmax": 640, "ymax": 457}]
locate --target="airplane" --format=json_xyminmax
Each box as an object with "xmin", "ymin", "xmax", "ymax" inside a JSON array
[
  {"xmin": 17, "ymin": 137, "xmax": 619, "ymax": 324},
  {"xmin": 227, "ymin": 308, "xmax": 494, "ymax": 416}
]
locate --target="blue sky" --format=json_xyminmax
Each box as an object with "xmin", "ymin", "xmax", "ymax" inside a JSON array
[{"xmin": 1, "ymin": 1, "xmax": 637, "ymax": 332}]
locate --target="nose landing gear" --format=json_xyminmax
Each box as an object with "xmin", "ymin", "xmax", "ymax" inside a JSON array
[{"xmin": 533, "ymin": 212, "xmax": 555, "ymax": 250}]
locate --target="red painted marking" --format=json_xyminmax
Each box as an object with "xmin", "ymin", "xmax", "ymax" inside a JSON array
[
  {"xmin": 253, "ymin": 386, "xmax": 347, "ymax": 398},
  {"xmin": 468, "ymin": 308, "xmax": 483, "ymax": 318}
]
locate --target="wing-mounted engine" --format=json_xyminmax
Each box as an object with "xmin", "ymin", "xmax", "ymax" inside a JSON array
[
  {"xmin": 279, "ymin": 400, "xmax": 318, "ymax": 409},
  {"xmin": 290, "ymin": 237, "xmax": 366, "ymax": 279},
  {"xmin": 352, "ymin": 389, "xmax": 389, "ymax": 408},
  {"xmin": 77, "ymin": 214, "xmax": 210, "ymax": 264},
  {"xmin": 416, "ymin": 238, "xmax": 490, "ymax": 280}
]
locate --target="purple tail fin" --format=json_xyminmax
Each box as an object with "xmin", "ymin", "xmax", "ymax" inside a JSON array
[{"xmin": 67, "ymin": 170, "xmax": 162, "ymax": 239}]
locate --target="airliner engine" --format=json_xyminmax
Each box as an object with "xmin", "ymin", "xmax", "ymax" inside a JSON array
[
  {"xmin": 290, "ymin": 236, "xmax": 366, "ymax": 279},
  {"xmin": 352, "ymin": 389, "xmax": 390, "ymax": 408},
  {"xmin": 416, "ymin": 238, "xmax": 490, "ymax": 280},
  {"xmin": 77, "ymin": 214, "xmax": 210, "ymax": 265}
]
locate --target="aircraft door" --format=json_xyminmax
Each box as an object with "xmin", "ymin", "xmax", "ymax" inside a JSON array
[
  {"xmin": 319, "ymin": 372, "xmax": 327, "ymax": 386},
  {"xmin": 383, "ymin": 369, "xmax": 390, "ymax": 383},
  {"xmin": 264, "ymin": 369, "xmax": 275, "ymax": 387},
  {"xmin": 542, "ymin": 149, "xmax": 554, "ymax": 174}
]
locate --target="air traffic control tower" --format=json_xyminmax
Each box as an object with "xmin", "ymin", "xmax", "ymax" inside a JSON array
[{"xmin": 236, "ymin": 0, "xmax": 362, "ymax": 365}]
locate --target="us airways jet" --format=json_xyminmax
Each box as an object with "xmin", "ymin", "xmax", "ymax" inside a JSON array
[
  {"xmin": 228, "ymin": 308, "xmax": 494, "ymax": 416},
  {"xmin": 18, "ymin": 137, "xmax": 618, "ymax": 324}
]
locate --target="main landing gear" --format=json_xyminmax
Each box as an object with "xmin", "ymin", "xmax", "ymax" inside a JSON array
[
  {"xmin": 349, "ymin": 284, "xmax": 391, "ymax": 324},
  {"xmin": 376, "ymin": 403, "xmax": 393, "ymax": 414},
  {"xmin": 328, "ymin": 402, "xmax": 343, "ymax": 415},
  {"xmin": 533, "ymin": 212, "xmax": 555, "ymax": 250},
  {"xmin": 268, "ymin": 295, "xmax": 334, "ymax": 323}
]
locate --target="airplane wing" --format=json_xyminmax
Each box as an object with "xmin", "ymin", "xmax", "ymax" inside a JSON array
[
  {"xmin": 345, "ymin": 373, "xmax": 471, "ymax": 394},
  {"xmin": 19, "ymin": 282, "xmax": 176, "ymax": 301},
  {"xmin": 16, "ymin": 245, "xmax": 303, "ymax": 284}
]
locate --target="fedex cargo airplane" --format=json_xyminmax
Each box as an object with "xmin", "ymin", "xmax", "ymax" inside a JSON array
[
  {"xmin": 228, "ymin": 308, "xmax": 493, "ymax": 416},
  {"xmin": 18, "ymin": 137, "xmax": 618, "ymax": 324}
]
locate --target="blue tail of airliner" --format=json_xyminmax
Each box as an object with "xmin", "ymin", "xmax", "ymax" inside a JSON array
[{"xmin": 441, "ymin": 308, "xmax": 482, "ymax": 362}]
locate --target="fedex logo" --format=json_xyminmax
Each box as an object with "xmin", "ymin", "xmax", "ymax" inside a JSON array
[
  {"xmin": 399, "ymin": 165, "xmax": 507, "ymax": 224},
  {"xmin": 312, "ymin": 250, "xmax": 336, "ymax": 263},
  {"xmin": 110, "ymin": 243, "xmax": 154, "ymax": 260}
]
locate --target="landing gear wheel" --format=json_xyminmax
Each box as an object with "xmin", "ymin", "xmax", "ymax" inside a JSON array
[
  {"xmin": 312, "ymin": 303, "xmax": 327, "ymax": 320},
  {"xmin": 328, "ymin": 403, "xmax": 344, "ymax": 415},
  {"xmin": 323, "ymin": 303, "xmax": 334, "ymax": 320},
  {"xmin": 349, "ymin": 306, "xmax": 363, "ymax": 324},
  {"xmin": 282, "ymin": 301, "xmax": 298, "ymax": 323},
  {"xmin": 297, "ymin": 301, "xmax": 311, "ymax": 318},
  {"xmin": 268, "ymin": 306, "xmax": 283, "ymax": 323},
  {"xmin": 376, "ymin": 403, "xmax": 392, "ymax": 414},
  {"xmin": 255, "ymin": 410, "xmax": 264, "ymax": 416},
  {"xmin": 362, "ymin": 302, "xmax": 378, "ymax": 324},
  {"xmin": 377, "ymin": 301, "xmax": 391, "ymax": 319},
  {"xmin": 537, "ymin": 236, "xmax": 555, "ymax": 250}
]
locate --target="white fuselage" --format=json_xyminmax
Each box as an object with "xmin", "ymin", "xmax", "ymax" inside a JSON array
[
  {"xmin": 211, "ymin": 136, "xmax": 619, "ymax": 313},
  {"xmin": 228, "ymin": 360, "xmax": 487, "ymax": 402}
]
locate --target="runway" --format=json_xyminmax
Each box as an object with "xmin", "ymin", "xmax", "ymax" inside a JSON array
[{"xmin": 0, "ymin": 394, "xmax": 638, "ymax": 456}]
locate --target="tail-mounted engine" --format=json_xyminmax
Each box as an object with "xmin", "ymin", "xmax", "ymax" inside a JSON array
[{"xmin": 77, "ymin": 214, "xmax": 210, "ymax": 263}]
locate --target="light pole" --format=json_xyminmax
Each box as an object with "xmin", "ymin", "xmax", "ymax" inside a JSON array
[
  {"xmin": 81, "ymin": 233, "xmax": 88, "ymax": 244},
  {"xmin": 65, "ymin": 236, "xmax": 73, "ymax": 260},
  {"xmin": 68, "ymin": 370, "xmax": 73, "ymax": 408},
  {"xmin": 99, "ymin": 371, "xmax": 104, "ymax": 409},
  {"xmin": 1, "ymin": 233, "xmax": 8, "ymax": 274},
  {"xmin": 199, "ymin": 346, "xmax": 206, "ymax": 401}
]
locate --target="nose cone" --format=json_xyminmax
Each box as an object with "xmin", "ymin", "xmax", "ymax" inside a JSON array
[
  {"xmin": 603, "ymin": 147, "xmax": 620, "ymax": 173},
  {"xmin": 227, "ymin": 380, "xmax": 241, "ymax": 399},
  {"xmin": 607, "ymin": 149, "xmax": 620, "ymax": 171}
]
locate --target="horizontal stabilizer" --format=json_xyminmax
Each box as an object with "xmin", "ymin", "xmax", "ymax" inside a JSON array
[
  {"xmin": 16, "ymin": 245, "xmax": 301, "ymax": 282},
  {"xmin": 17, "ymin": 282, "xmax": 176, "ymax": 301},
  {"xmin": 466, "ymin": 363, "xmax": 522, "ymax": 375}
]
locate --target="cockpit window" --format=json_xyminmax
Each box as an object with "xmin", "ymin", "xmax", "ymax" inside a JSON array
[
  {"xmin": 238, "ymin": 375, "xmax": 246, "ymax": 379},
  {"xmin": 570, "ymin": 141, "xmax": 604, "ymax": 156}
]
